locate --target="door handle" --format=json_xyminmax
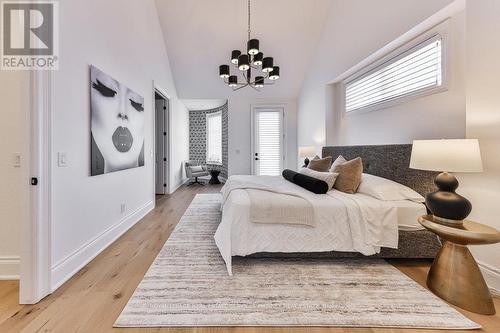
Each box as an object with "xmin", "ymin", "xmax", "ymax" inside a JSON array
[{"xmin": 255, "ymin": 157, "xmax": 259, "ymax": 160}]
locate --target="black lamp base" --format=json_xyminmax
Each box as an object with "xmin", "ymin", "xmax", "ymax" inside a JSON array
[
  {"xmin": 302, "ymin": 157, "xmax": 310, "ymax": 168},
  {"xmin": 425, "ymin": 172, "xmax": 472, "ymax": 226}
]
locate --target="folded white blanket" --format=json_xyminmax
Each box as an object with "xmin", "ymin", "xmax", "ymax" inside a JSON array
[{"xmin": 221, "ymin": 175, "xmax": 315, "ymax": 226}]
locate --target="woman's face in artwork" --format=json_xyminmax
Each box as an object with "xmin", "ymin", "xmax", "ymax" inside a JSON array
[{"xmin": 91, "ymin": 66, "xmax": 145, "ymax": 172}]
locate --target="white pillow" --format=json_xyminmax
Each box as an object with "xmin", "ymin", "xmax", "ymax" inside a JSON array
[
  {"xmin": 299, "ymin": 168, "xmax": 339, "ymax": 191},
  {"xmin": 329, "ymin": 155, "xmax": 347, "ymax": 172},
  {"xmin": 190, "ymin": 165, "xmax": 204, "ymax": 173},
  {"xmin": 357, "ymin": 173, "xmax": 425, "ymax": 202}
]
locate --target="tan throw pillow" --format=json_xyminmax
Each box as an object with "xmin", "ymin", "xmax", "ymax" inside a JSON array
[
  {"xmin": 307, "ymin": 156, "xmax": 332, "ymax": 172},
  {"xmin": 299, "ymin": 168, "xmax": 339, "ymax": 191},
  {"xmin": 333, "ymin": 157, "xmax": 363, "ymax": 194},
  {"xmin": 329, "ymin": 155, "xmax": 347, "ymax": 172}
]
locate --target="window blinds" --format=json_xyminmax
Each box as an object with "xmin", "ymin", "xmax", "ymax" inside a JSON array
[
  {"xmin": 345, "ymin": 36, "xmax": 442, "ymax": 112},
  {"xmin": 256, "ymin": 110, "xmax": 282, "ymax": 176},
  {"xmin": 206, "ymin": 112, "xmax": 222, "ymax": 164}
]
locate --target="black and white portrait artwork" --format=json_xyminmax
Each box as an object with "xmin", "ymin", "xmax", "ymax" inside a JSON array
[{"xmin": 90, "ymin": 65, "xmax": 145, "ymax": 176}]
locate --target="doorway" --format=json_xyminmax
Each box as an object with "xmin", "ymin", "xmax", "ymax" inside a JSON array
[
  {"xmin": 251, "ymin": 106, "xmax": 285, "ymax": 176},
  {"xmin": 155, "ymin": 91, "xmax": 169, "ymax": 195}
]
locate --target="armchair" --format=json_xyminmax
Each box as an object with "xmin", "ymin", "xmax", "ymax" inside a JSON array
[{"xmin": 184, "ymin": 160, "xmax": 210, "ymax": 186}]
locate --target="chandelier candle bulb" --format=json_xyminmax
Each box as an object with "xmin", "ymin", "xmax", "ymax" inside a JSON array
[
  {"xmin": 231, "ymin": 50, "xmax": 241, "ymax": 64},
  {"xmin": 228, "ymin": 75, "xmax": 238, "ymax": 87},
  {"xmin": 247, "ymin": 39, "xmax": 259, "ymax": 55},
  {"xmin": 238, "ymin": 54, "xmax": 250, "ymax": 71},
  {"xmin": 219, "ymin": 65, "xmax": 229, "ymax": 78},
  {"xmin": 253, "ymin": 52, "xmax": 263, "ymax": 66},
  {"xmin": 255, "ymin": 76, "xmax": 264, "ymax": 87},
  {"xmin": 262, "ymin": 57, "xmax": 274, "ymax": 72},
  {"xmin": 269, "ymin": 66, "xmax": 280, "ymax": 80}
]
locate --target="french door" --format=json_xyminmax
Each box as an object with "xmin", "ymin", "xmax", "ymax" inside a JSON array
[{"xmin": 252, "ymin": 107, "xmax": 284, "ymax": 176}]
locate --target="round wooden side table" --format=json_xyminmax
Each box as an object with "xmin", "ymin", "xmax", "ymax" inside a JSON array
[{"xmin": 418, "ymin": 215, "xmax": 500, "ymax": 315}]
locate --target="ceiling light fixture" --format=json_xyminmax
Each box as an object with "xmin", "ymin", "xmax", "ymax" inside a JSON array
[{"xmin": 218, "ymin": 0, "xmax": 280, "ymax": 91}]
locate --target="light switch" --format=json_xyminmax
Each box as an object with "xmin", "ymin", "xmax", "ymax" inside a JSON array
[
  {"xmin": 58, "ymin": 152, "xmax": 67, "ymax": 167},
  {"xmin": 13, "ymin": 153, "xmax": 21, "ymax": 167}
]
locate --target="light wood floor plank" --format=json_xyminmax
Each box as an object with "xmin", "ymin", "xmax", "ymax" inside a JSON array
[{"xmin": 0, "ymin": 184, "xmax": 498, "ymax": 333}]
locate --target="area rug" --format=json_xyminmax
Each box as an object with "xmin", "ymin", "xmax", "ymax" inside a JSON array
[{"xmin": 115, "ymin": 194, "xmax": 480, "ymax": 329}]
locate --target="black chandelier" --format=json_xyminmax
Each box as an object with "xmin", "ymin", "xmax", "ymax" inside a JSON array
[{"xmin": 218, "ymin": 0, "xmax": 280, "ymax": 91}]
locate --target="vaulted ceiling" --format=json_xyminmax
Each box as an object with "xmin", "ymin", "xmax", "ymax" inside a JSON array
[{"xmin": 155, "ymin": 0, "xmax": 331, "ymax": 100}]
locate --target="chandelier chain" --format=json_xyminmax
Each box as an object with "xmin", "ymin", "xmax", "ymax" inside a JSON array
[{"xmin": 247, "ymin": 0, "xmax": 251, "ymax": 40}]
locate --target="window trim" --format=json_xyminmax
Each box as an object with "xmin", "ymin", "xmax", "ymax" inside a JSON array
[
  {"xmin": 342, "ymin": 20, "xmax": 449, "ymax": 116},
  {"xmin": 205, "ymin": 111, "xmax": 222, "ymax": 165}
]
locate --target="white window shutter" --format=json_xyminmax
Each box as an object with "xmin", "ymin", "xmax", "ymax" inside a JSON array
[
  {"xmin": 206, "ymin": 112, "xmax": 222, "ymax": 164},
  {"xmin": 345, "ymin": 36, "xmax": 443, "ymax": 112},
  {"xmin": 255, "ymin": 110, "xmax": 283, "ymax": 176}
]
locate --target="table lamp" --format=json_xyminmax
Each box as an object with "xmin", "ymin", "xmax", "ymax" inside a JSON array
[
  {"xmin": 298, "ymin": 146, "xmax": 316, "ymax": 167},
  {"xmin": 410, "ymin": 139, "xmax": 483, "ymax": 226}
]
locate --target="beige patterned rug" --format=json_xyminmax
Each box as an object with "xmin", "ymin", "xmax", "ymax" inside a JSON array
[{"xmin": 115, "ymin": 194, "xmax": 480, "ymax": 329}]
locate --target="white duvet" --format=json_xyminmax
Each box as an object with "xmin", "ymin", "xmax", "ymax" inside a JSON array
[{"xmin": 214, "ymin": 175, "xmax": 404, "ymax": 275}]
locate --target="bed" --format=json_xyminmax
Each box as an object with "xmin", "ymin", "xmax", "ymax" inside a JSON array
[{"xmin": 215, "ymin": 144, "xmax": 441, "ymax": 275}]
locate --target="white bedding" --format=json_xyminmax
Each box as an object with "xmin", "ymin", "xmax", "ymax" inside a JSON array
[{"xmin": 214, "ymin": 175, "xmax": 426, "ymax": 275}]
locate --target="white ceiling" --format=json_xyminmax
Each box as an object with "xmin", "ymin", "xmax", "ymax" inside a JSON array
[{"xmin": 155, "ymin": 0, "xmax": 331, "ymax": 100}]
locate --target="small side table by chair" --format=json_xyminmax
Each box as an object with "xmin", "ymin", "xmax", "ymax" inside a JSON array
[
  {"xmin": 209, "ymin": 170, "xmax": 221, "ymax": 184},
  {"xmin": 418, "ymin": 215, "xmax": 500, "ymax": 315}
]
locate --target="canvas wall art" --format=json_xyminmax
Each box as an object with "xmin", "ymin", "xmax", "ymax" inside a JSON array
[{"xmin": 90, "ymin": 65, "xmax": 145, "ymax": 176}]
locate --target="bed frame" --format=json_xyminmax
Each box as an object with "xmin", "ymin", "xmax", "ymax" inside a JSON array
[{"xmin": 251, "ymin": 144, "xmax": 441, "ymax": 260}]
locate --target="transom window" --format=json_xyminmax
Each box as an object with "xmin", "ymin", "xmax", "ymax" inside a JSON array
[{"xmin": 345, "ymin": 34, "xmax": 443, "ymax": 113}]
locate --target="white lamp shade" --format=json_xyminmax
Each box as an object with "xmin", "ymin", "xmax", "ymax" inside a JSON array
[
  {"xmin": 298, "ymin": 146, "xmax": 316, "ymax": 158},
  {"xmin": 410, "ymin": 139, "xmax": 483, "ymax": 172}
]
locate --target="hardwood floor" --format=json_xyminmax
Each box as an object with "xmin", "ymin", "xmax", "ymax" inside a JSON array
[{"xmin": 0, "ymin": 184, "xmax": 498, "ymax": 333}]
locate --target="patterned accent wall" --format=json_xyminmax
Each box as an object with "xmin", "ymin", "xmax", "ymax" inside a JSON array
[{"xmin": 189, "ymin": 102, "xmax": 228, "ymax": 179}]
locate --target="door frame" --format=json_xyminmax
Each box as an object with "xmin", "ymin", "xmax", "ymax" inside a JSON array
[
  {"xmin": 250, "ymin": 104, "xmax": 286, "ymax": 175},
  {"xmin": 20, "ymin": 70, "xmax": 53, "ymax": 304},
  {"xmin": 152, "ymin": 82, "xmax": 171, "ymax": 195}
]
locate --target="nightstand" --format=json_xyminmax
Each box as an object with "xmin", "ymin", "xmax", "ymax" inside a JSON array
[{"xmin": 418, "ymin": 215, "xmax": 500, "ymax": 315}]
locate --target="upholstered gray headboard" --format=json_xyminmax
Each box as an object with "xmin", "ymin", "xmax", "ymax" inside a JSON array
[{"xmin": 322, "ymin": 144, "xmax": 438, "ymax": 196}]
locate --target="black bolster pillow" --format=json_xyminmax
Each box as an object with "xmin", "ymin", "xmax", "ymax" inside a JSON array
[
  {"xmin": 282, "ymin": 169, "xmax": 297, "ymax": 183},
  {"xmin": 281, "ymin": 169, "xmax": 329, "ymax": 194}
]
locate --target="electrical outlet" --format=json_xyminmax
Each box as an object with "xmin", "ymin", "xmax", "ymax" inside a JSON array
[
  {"xmin": 57, "ymin": 152, "xmax": 68, "ymax": 167},
  {"xmin": 120, "ymin": 203, "xmax": 126, "ymax": 214},
  {"xmin": 12, "ymin": 153, "xmax": 21, "ymax": 167}
]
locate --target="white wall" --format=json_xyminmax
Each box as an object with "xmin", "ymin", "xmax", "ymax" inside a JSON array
[
  {"xmin": 297, "ymin": 0, "xmax": 460, "ymax": 151},
  {"xmin": 170, "ymin": 99, "xmax": 190, "ymax": 191},
  {"xmin": 50, "ymin": 0, "xmax": 189, "ymax": 290},
  {"xmin": 228, "ymin": 97, "xmax": 297, "ymax": 175},
  {"xmin": 459, "ymin": 0, "xmax": 500, "ymax": 293},
  {"xmin": 0, "ymin": 71, "xmax": 27, "ymax": 279}
]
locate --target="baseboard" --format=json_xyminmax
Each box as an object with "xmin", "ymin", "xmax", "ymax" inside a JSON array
[
  {"xmin": 477, "ymin": 260, "xmax": 500, "ymax": 296},
  {"xmin": 51, "ymin": 200, "xmax": 154, "ymax": 291},
  {"xmin": 170, "ymin": 177, "xmax": 188, "ymax": 194},
  {"xmin": 0, "ymin": 256, "xmax": 20, "ymax": 280}
]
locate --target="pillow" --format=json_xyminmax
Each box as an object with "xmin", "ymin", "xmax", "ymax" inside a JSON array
[
  {"xmin": 332, "ymin": 157, "xmax": 363, "ymax": 194},
  {"xmin": 281, "ymin": 169, "xmax": 328, "ymax": 194},
  {"xmin": 190, "ymin": 165, "xmax": 204, "ymax": 173},
  {"xmin": 357, "ymin": 173, "xmax": 425, "ymax": 202},
  {"xmin": 329, "ymin": 155, "xmax": 347, "ymax": 172},
  {"xmin": 307, "ymin": 156, "xmax": 332, "ymax": 172},
  {"xmin": 300, "ymin": 168, "xmax": 339, "ymax": 191},
  {"xmin": 282, "ymin": 169, "xmax": 297, "ymax": 183}
]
